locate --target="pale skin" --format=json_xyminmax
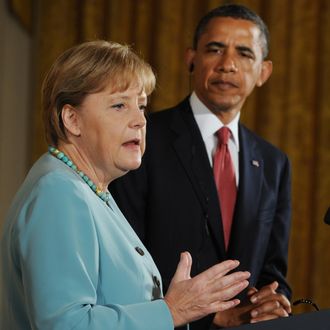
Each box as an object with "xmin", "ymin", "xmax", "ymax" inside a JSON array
[
  {"xmin": 57, "ymin": 82, "xmax": 251, "ymax": 327},
  {"xmin": 165, "ymin": 252, "xmax": 250, "ymax": 327},
  {"xmin": 185, "ymin": 17, "xmax": 291, "ymax": 326},
  {"xmin": 59, "ymin": 84, "xmax": 148, "ymax": 189}
]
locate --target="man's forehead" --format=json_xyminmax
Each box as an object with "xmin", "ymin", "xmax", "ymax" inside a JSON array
[
  {"xmin": 202, "ymin": 17, "xmax": 260, "ymax": 37},
  {"xmin": 198, "ymin": 17, "xmax": 263, "ymax": 50}
]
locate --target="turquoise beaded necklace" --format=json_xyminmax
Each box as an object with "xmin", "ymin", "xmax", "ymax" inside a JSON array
[{"xmin": 48, "ymin": 146, "xmax": 110, "ymax": 203}]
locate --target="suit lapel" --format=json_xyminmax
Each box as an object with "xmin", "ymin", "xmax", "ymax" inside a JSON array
[
  {"xmin": 169, "ymin": 99, "xmax": 226, "ymax": 256},
  {"xmin": 228, "ymin": 125, "xmax": 263, "ymax": 257},
  {"xmin": 168, "ymin": 104, "xmax": 264, "ymax": 259}
]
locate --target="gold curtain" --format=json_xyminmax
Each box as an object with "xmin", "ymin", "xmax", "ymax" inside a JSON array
[{"xmin": 9, "ymin": 0, "xmax": 330, "ymax": 312}]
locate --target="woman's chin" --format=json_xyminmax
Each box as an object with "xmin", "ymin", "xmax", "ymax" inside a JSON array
[{"xmin": 118, "ymin": 159, "xmax": 142, "ymax": 173}]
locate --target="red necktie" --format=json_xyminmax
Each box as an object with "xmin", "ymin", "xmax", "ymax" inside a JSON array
[{"xmin": 213, "ymin": 127, "xmax": 237, "ymax": 250}]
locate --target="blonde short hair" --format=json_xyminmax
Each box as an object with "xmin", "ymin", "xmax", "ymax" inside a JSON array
[{"xmin": 42, "ymin": 40, "xmax": 156, "ymax": 146}]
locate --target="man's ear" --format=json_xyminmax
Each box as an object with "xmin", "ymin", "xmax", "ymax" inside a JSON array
[
  {"xmin": 256, "ymin": 60, "xmax": 273, "ymax": 87},
  {"xmin": 61, "ymin": 104, "xmax": 81, "ymax": 137},
  {"xmin": 185, "ymin": 48, "xmax": 196, "ymax": 73}
]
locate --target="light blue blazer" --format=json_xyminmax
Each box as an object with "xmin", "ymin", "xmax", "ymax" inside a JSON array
[{"xmin": 0, "ymin": 154, "xmax": 173, "ymax": 329}]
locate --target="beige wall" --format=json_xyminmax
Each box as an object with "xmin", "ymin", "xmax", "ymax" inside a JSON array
[{"xmin": 0, "ymin": 0, "xmax": 31, "ymax": 228}]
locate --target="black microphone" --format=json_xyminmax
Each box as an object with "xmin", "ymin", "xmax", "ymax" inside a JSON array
[{"xmin": 324, "ymin": 207, "xmax": 330, "ymax": 225}]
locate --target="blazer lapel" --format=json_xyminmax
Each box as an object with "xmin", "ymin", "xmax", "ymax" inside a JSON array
[
  {"xmin": 169, "ymin": 99, "xmax": 226, "ymax": 256},
  {"xmin": 228, "ymin": 124, "xmax": 263, "ymax": 257}
]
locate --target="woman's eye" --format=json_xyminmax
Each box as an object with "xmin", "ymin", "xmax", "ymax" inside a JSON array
[{"xmin": 111, "ymin": 103, "xmax": 125, "ymax": 110}]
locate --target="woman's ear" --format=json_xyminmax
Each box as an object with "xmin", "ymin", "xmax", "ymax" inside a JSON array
[
  {"xmin": 61, "ymin": 104, "xmax": 81, "ymax": 137},
  {"xmin": 256, "ymin": 60, "xmax": 273, "ymax": 87}
]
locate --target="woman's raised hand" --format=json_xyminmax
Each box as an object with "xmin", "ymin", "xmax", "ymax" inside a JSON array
[{"xmin": 164, "ymin": 252, "xmax": 250, "ymax": 327}]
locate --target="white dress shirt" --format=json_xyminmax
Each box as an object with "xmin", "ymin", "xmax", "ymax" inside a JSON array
[{"xmin": 190, "ymin": 92, "xmax": 240, "ymax": 186}]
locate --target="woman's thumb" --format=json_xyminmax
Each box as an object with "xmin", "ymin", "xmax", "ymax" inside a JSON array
[{"xmin": 171, "ymin": 251, "xmax": 192, "ymax": 283}]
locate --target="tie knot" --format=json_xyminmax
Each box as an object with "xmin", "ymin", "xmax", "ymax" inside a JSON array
[{"xmin": 217, "ymin": 127, "xmax": 231, "ymax": 145}]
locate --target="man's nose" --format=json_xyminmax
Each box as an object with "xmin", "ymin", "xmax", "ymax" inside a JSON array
[{"xmin": 216, "ymin": 52, "xmax": 238, "ymax": 73}]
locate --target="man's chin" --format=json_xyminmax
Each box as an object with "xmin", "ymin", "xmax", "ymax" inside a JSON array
[
  {"xmin": 201, "ymin": 94, "xmax": 232, "ymax": 112},
  {"xmin": 209, "ymin": 95, "xmax": 243, "ymax": 114},
  {"xmin": 210, "ymin": 103, "xmax": 233, "ymax": 114}
]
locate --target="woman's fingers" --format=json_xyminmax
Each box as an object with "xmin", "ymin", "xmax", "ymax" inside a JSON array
[
  {"xmin": 208, "ymin": 298, "xmax": 241, "ymax": 313},
  {"xmin": 165, "ymin": 257, "xmax": 251, "ymax": 327},
  {"xmin": 194, "ymin": 259, "xmax": 240, "ymax": 282},
  {"xmin": 214, "ymin": 279, "xmax": 250, "ymax": 306},
  {"xmin": 170, "ymin": 252, "xmax": 192, "ymax": 283}
]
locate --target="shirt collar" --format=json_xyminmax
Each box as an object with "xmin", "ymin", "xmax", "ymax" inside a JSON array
[{"xmin": 190, "ymin": 92, "xmax": 240, "ymax": 150}]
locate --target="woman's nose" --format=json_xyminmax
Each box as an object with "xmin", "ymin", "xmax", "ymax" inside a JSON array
[{"xmin": 131, "ymin": 106, "xmax": 147, "ymax": 128}]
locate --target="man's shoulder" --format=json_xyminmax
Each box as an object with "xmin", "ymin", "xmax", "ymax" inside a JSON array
[
  {"xmin": 148, "ymin": 97, "xmax": 190, "ymax": 122},
  {"xmin": 240, "ymin": 124, "xmax": 288, "ymax": 158}
]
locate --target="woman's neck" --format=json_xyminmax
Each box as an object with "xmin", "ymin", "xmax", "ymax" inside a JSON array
[{"xmin": 57, "ymin": 141, "xmax": 108, "ymax": 191}]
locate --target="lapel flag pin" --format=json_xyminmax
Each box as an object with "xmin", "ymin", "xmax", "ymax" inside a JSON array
[{"xmin": 252, "ymin": 160, "xmax": 260, "ymax": 167}]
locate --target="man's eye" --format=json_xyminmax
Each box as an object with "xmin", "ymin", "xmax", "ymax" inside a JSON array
[
  {"xmin": 208, "ymin": 48, "xmax": 223, "ymax": 54},
  {"xmin": 241, "ymin": 52, "xmax": 254, "ymax": 59},
  {"xmin": 139, "ymin": 105, "xmax": 147, "ymax": 112}
]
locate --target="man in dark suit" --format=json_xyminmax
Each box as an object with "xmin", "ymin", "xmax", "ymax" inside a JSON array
[{"xmin": 110, "ymin": 4, "xmax": 291, "ymax": 329}]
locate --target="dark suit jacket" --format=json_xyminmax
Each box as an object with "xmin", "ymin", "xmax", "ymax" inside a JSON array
[{"xmin": 110, "ymin": 97, "xmax": 292, "ymax": 329}]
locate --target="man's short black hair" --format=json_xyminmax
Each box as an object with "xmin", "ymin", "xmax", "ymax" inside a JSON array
[{"xmin": 193, "ymin": 4, "xmax": 270, "ymax": 59}]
